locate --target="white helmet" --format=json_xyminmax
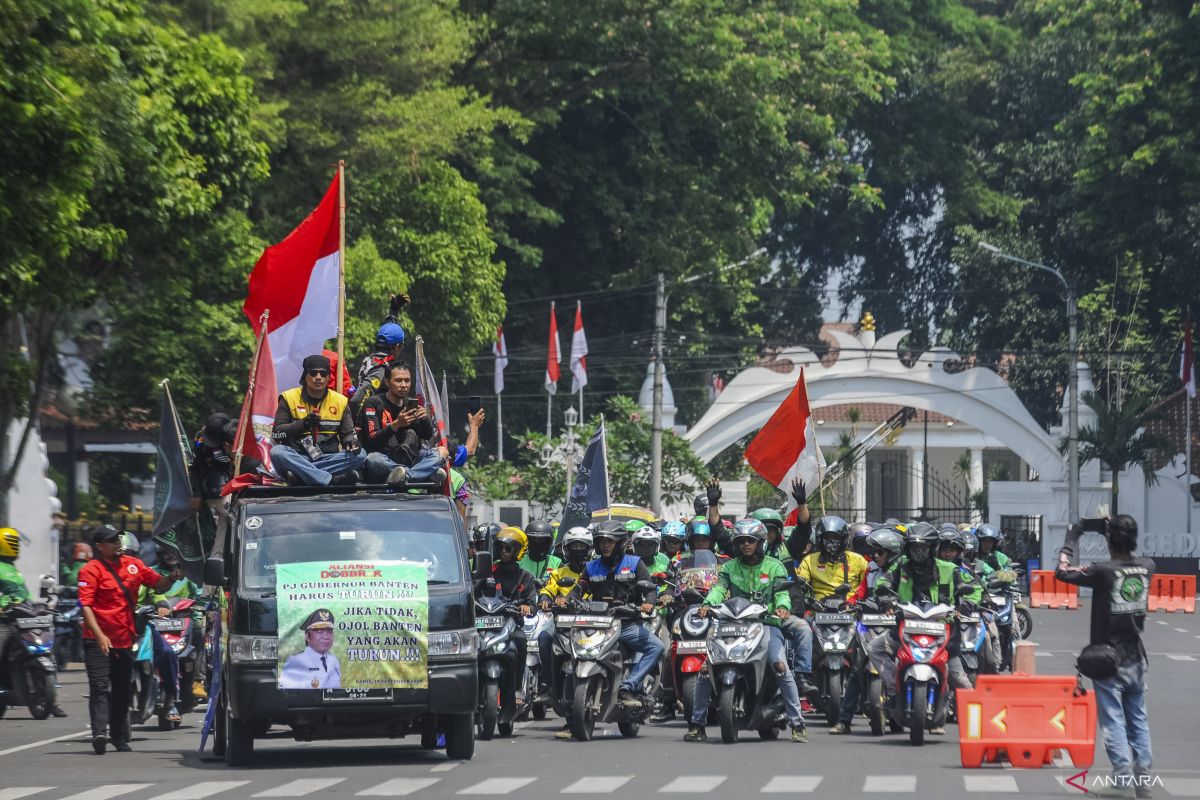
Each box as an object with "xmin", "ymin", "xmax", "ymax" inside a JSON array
[
  {"xmin": 561, "ymin": 526, "xmax": 593, "ymax": 559},
  {"xmin": 632, "ymin": 526, "xmax": 661, "ymax": 557}
]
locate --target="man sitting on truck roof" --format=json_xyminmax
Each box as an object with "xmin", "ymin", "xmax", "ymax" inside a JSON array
[{"xmin": 270, "ymin": 353, "xmax": 367, "ymax": 486}]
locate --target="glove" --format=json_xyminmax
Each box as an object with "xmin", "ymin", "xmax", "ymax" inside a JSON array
[
  {"xmin": 706, "ymin": 477, "xmax": 722, "ymax": 506},
  {"xmin": 306, "ymin": 414, "xmax": 321, "ymax": 434},
  {"xmin": 389, "ymin": 293, "xmax": 411, "ymax": 315},
  {"xmin": 790, "ymin": 478, "xmax": 807, "ymax": 507}
]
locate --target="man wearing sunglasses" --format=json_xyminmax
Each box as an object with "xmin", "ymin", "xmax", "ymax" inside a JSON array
[{"xmin": 271, "ymin": 353, "xmax": 367, "ymax": 486}]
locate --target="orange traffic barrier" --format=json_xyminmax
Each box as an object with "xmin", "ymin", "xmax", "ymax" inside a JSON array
[
  {"xmin": 1147, "ymin": 574, "xmax": 1196, "ymax": 613},
  {"xmin": 958, "ymin": 674, "xmax": 1096, "ymax": 769},
  {"xmin": 1029, "ymin": 570, "xmax": 1079, "ymax": 609}
]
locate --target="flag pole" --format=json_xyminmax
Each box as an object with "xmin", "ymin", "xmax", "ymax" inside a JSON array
[
  {"xmin": 234, "ymin": 311, "xmax": 270, "ymax": 476},
  {"xmin": 804, "ymin": 369, "xmax": 828, "ymax": 518},
  {"xmin": 336, "ymin": 160, "xmax": 347, "ymax": 395},
  {"xmin": 600, "ymin": 421, "xmax": 612, "ymax": 519},
  {"xmin": 497, "ymin": 393, "xmax": 504, "ymax": 461},
  {"xmin": 1188, "ymin": 388, "xmax": 1193, "ymax": 535}
]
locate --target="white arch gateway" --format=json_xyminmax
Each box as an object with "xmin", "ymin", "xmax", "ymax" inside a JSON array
[{"xmin": 686, "ymin": 326, "xmax": 1064, "ymax": 482}]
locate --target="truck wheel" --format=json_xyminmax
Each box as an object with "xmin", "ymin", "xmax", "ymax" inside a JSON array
[
  {"xmin": 223, "ymin": 692, "xmax": 255, "ymax": 766},
  {"xmin": 444, "ymin": 714, "xmax": 475, "ymax": 760},
  {"xmin": 908, "ymin": 680, "xmax": 927, "ymax": 746},
  {"xmin": 570, "ymin": 676, "xmax": 597, "ymax": 742},
  {"xmin": 479, "ymin": 680, "xmax": 498, "ymax": 740},
  {"xmin": 717, "ymin": 684, "xmax": 739, "ymax": 744}
]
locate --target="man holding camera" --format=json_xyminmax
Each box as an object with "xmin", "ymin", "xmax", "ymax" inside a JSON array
[
  {"xmin": 1056, "ymin": 515, "xmax": 1155, "ymax": 798},
  {"xmin": 270, "ymin": 354, "xmax": 367, "ymax": 486},
  {"xmin": 361, "ymin": 362, "xmax": 446, "ymax": 485}
]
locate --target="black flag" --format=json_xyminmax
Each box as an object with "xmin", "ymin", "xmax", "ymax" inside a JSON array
[
  {"xmin": 153, "ymin": 383, "xmax": 204, "ymax": 583},
  {"xmin": 559, "ymin": 422, "xmax": 609, "ymax": 537}
]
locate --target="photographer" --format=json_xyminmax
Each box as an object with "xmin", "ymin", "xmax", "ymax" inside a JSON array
[{"xmin": 1056, "ymin": 515, "xmax": 1154, "ymax": 797}]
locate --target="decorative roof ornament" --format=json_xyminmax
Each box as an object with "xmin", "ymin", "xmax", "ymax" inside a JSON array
[{"xmin": 860, "ymin": 311, "xmax": 876, "ymax": 332}]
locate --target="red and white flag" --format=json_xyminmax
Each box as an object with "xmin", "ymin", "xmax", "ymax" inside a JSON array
[
  {"xmin": 239, "ymin": 334, "xmax": 279, "ymax": 475},
  {"xmin": 545, "ymin": 302, "xmax": 561, "ymax": 395},
  {"xmin": 494, "ymin": 325, "xmax": 508, "ymax": 395},
  {"xmin": 570, "ymin": 301, "xmax": 588, "ymax": 393},
  {"xmin": 744, "ymin": 368, "xmax": 826, "ymax": 516},
  {"xmin": 243, "ymin": 171, "xmax": 340, "ymax": 386},
  {"xmin": 1183, "ymin": 316, "xmax": 1196, "ymax": 399}
]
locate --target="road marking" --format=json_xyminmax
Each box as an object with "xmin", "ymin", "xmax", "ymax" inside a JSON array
[
  {"xmin": 964, "ymin": 775, "xmax": 1019, "ymax": 793},
  {"xmin": 1167, "ymin": 654, "xmax": 1197, "ymax": 661},
  {"xmin": 761, "ymin": 776, "xmax": 823, "ymax": 793},
  {"xmin": 1157, "ymin": 620, "xmax": 1169, "ymax": 625},
  {"xmin": 357, "ymin": 779, "xmax": 441, "ymax": 797},
  {"xmin": 430, "ymin": 762, "xmax": 462, "ymax": 772},
  {"xmin": 659, "ymin": 776, "xmax": 727, "ymax": 793},
  {"xmin": 561, "ymin": 777, "xmax": 632, "ymax": 794},
  {"xmin": 253, "ymin": 779, "xmax": 345, "ymax": 797},
  {"xmin": 514, "ymin": 721, "xmax": 534, "ymax": 730},
  {"xmin": 457, "ymin": 778, "xmax": 536, "ymax": 795},
  {"xmin": 1176, "ymin": 628, "xmax": 1189, "ymax": 633},
  {"xmin": 0, "ymin": 790, "xmax": 54, "ymax": 800},
  {"xmin": 58, "ymin": 787, "xmax": 154, "ymax": 800},
  {"xmin": 1035, "ymin": 651, "xmax": 1053, "ymax": 657},
  {"xmin": 1164, "ymin": 777, "xmax": 1200, "ymax": 796},
  {"xmin": 157, "ymin": 783, "xmax": 251, "ymax": 800},
  {"xmin": 864, "ymin": 776, "xmax": 916, "ymax": 793},
  {"xmin": 0, "ymin": 729, "xmax": 91, "ymax": 757}
]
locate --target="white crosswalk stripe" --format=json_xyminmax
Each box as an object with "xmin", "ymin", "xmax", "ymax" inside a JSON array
[
  {"xmin": 254, "ymin": 779, "xmax": 346, "ymax": 797},
  {"xmin": 357, "ymin": 779, "xmax": 441, "ymax": 797},
  {"xmin": 1175, "ymin": 628, "xmax": 1189, "ymax": 633},
  {"xmin": 1167, "ymin": 654, "xmax": 1197, "ymax": 661},
  {"xmin": 157, "ymin": 782, "xmax": 250, "ymax": 800},
  {"xmin": 659, "ymin": 776, "xmax": 726, "ymax": 794},
  {"xmin": 58, "ymin": 787, "xmax": 154, "ymax": 800},
  {"xmin": 561, "ymin": 777, "xmax": 633, "ymax": 794},
  {"xmin": 964, "ymin": 775, "xmax": 1019, "ymax": 793},
  {"xmin": 430, "ymin": 762, "xmax": 462, "ymax": 772},
  {"xmin": 457, "ymin": 778, "xmax": 537, "ymax": 795},
  {"xmin": 863, "ymin": 775, "xmax": 916, "ymax": 793},
  {"xmin": 761, "ymin": 776, "xmax": 823, "ymax": 793},
  {"xmin": 0, "ymin": 790, "xmax": 53, "ymax": 800}
]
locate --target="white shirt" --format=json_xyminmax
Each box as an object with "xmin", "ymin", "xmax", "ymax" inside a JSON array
[{"xmin": 279, "ymin": 645, "xmax": 342, "ymax": 689}]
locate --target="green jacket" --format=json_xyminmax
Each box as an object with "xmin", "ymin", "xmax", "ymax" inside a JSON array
[
  {"xmin": 519, "ymin": 553, "xmax": 561, "ymax": 582},
  {"xmin": 703, "ymin": 555, "xmax": 791, "ymax": 626},
  {"xmin": 977, "ymin": 550, "xmax": 1012, "ymax": 576},
  {"xmin": 138, "ymin": 569, "xmax": 204, "ymax": 618},
  {"xmin": 60, "ymin": 560, "xmax": 85, "ymax": 589},
  {"xmin": 874, "ymin": 557, "xmax": 981, "ymax": 605},
  {"xmin": 0, "ymin": 560, "xmax": 30, "ymax": 611}
]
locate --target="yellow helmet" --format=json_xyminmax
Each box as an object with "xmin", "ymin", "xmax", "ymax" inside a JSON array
[
  {"xmin": 494, "ymin": 526, "xmax": 528, "ymax": 560},
  {"xmin": 0, "ymin": 527, "xmax": 19, "ymax": 559}
]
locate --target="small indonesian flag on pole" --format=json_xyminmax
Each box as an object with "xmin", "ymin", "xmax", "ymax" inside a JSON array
[
  {"xmin": 238, "ymin": 333, "xmax": 279, "ymax": 475},
  {"xmin": 494, "ymin": 325, "xmax": 508, "ymax": 395},
  {"xmin": 243, "ymin": 171, "xmax": 340, "ymax": 384},
  {"xmin": 545, "ymin": 301, "xmax": 561, "ymax": 395},
  {"xmin": 744, "ymin": 368, "xmax": 826, "ymax": 516},
  {"xmin": 570, "ymin": 300, "xmax": 588, "ymax": 393},
  {"xmin": 1183, "ymin": 316, "xmax": 1196, "ymax": 399}
]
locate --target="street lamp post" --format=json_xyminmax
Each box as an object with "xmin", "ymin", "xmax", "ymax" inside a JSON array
[
  {"xmin": 540, "ymin": 407, "xmax": 583, "ymax": 516},
  {"xmin": 979, "ymin": 242, "xmax": 1079, "ymax": 524}
]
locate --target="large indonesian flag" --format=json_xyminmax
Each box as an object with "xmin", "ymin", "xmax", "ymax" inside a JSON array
[
  {"xmin": 244, "ymin": 172, "xmax": 340, "ymax": 384},
  {"xmin": 744, "ymin": 368, "xmax": 826, "ymax": 516}
]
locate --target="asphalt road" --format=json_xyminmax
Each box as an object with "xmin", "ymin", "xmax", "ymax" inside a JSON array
[{"xmin": 3, "ymin": 603, "xmax": 1198, "ymax": 800}]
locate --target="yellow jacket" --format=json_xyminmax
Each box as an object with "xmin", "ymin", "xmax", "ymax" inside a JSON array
[
  {"xmin": 797, "ymin": 551, "xmax": 870, "ymax": 601},
  {"xmin": 539, "ymin": 564, "xmax": 586, "ymax": 599}
]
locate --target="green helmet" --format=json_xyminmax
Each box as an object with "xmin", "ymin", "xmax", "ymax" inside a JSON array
[
  {"xmin": 623, "ymin": 519, "xmax": 648, "ymax": 534},
  {"xmin": 750, "ymin": 508, "xmax": 784, "ymax": 531}
]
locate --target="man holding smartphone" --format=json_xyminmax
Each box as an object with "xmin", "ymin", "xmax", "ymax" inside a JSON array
[{"xmin": 362, "ymin": 362, "xmax": 447, "ymax": 485}]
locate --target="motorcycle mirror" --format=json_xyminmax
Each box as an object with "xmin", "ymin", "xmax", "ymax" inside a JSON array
[
  {"xmin": 772, "ymin": 577, "xmax": 793, "ymax": 594},
  {"xmin": 556, "ymin": 576, "xmax": 576, "ymax": 588},
  {"xmin": 651, "ymin": 572, "xmax": 667, "ymax": 585},
  {"xmin": 474, "ymin": 551, "xmax": 493, "ymax": 579},
  {"xmin": 203, "ymin": 556, "xmax": 226, "ymax": 587}
]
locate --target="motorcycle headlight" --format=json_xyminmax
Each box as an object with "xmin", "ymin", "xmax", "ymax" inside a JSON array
[{"xmin": 681, "ymin": 612, "xmax": 711, "ymax": 638}]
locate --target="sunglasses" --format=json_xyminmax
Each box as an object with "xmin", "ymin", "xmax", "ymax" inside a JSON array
[
  {"xmin": 496, "ymin": 543, "xmax": 516, "ymax": 552},
  {"xmin": 306, "ymin": 368, "xmax": 330, "ymax": 377}
]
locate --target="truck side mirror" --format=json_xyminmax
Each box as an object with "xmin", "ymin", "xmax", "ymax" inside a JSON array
[
  {"xmin": 204, "ymin": 556, "xmax": 226, "ymax": 587},
  {"xmin": 474, "ymin": 551, "xmax": 492, "ymax": 579}
]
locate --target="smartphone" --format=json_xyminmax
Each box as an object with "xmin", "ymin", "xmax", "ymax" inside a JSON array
[
  {"xmin": 469, "ymin": 396, "xmax": 482, "ymax": 415},
  {"xmin": 1080, "ymin": 518, "xmax": 1107, "ymax": 534},
  {"xmin": 404, "ymin": 397, "xmax": 420, "ymax": 411}
]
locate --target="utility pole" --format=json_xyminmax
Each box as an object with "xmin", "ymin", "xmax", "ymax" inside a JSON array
[
  {"xmin": 1066, "ymin": 291, "xmax": 1080, "ymax": 525},
  {"xmin": 650, "ymin": 272, "xmax": 666, "ymax": 515}
]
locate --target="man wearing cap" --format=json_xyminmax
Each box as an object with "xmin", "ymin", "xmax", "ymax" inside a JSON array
[
  {"xmin": 271, "ymin": 354, "xmax": 367, "ymax": 486},
  {"xmin": 361, "ymin": 362, "xmax": 447, "ymax": 486},
  {"xmin": 280, "ymin": 608, "xmax": 342, "ymax": 689},
  {"xmin": 78, "ymin": 524, "xmax": 184, "ymax": 754},
  {"xmin": 350, "ymin": 293, "xmax": 410, "ymax": 422},
  {"xmin": 191, "ymin": 412, "xmax": 260, "ymax": 548}
]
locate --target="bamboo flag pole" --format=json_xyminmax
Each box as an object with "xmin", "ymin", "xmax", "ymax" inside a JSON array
[
  {"xmin": 234, "ymin": 311, "xmax": 270, "ymax": 477},
  {"xmin": 805, "ymin": 369, "xmax": 828, "ymax": 518},
  {"xmin": 336, "ymin": 160, "xmax": 347, "ymax": 395}
]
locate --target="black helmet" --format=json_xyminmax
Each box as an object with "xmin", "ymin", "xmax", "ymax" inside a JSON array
[
  {"xmin": 905, "ymin": 523, "xmax": 939, "ymax": 564},
  {"xmin": 937, "ymin": 528, "xmax": 965, "ymax": 559},
  {"xmin": 592, "ymin": 519, "xmax": 629, "ymax": 550},
  {"xmin": 961, "ymin": 530, "xmax": 979, "ymax": 562},
  {"xmin": 693, "ymin": 493, "xmax": 710, "ymax": 516},
  {"xmin": 814, "ymin": 515, "xmax": 849, "ymax": 560},
  {"xmin": 848, "ymin": 522, "xmax": 873, "ymax": 555},
  {"xmin": 975, "ymin": 523, "xmax": 1001, "ymax": 544},
  {"xmin": 472, "ymin": 522, "xmax": 500, "ymax": 549},
  {"xmin": 732, "ymin": 519, "xmax": 766, "ymax": 557},
  {"xmin": 526, "ymin": 520, "xmax": 554, "ymax": 541}
]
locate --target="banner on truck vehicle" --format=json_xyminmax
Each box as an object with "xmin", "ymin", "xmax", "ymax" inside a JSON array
[{"xmin": 276, "ymin": 560, "xmax": 429, "ymax": 691}]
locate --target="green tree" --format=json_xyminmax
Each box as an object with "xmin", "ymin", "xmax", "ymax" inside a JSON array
[{"xmin": 1077, "ymin": 392, "xmax": 1168, "ymax": 515}]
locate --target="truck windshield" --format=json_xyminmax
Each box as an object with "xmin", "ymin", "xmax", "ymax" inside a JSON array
[{"xmin": 239, "ymin": 508, "xmax": 465, "ymax": 591}]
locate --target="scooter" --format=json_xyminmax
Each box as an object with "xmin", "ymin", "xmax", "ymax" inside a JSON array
[
  {"xmin": 51, "ymin": 586, "xmax": 82, "ymax": 670},
  {"xmin": 889, "ymin": 595, "xmax": 955, "ymax": 746},
  {"xmin": 474, "ymin": 595, "xmax": 525, "ymax": 739},
  {"xmin": 0, "ymin": 601, "xmax": 58, "ymax": 720},
  {"xmin": 566, "ymin": 592, "xmax": 658, "ymax": 742},
  {"xmin": 519, "ymin": 609, "xmax": 553, "ymax": 721},
  {"xmin": 150, "ymin": 598, "xmax": 205, "ymax": 729},
  {"xmin": 129, "ymin": 607, "xmax": 160, "ymax": 727},
  {"xmin": 985, "ymin": 569, "xmax": 1031, "ymax": 671},
  {"xmin": 853, "ymin": 598, "xmax": 897, "ymax": 736},
  {"xmin": 659, "ymin": 550, "xmax": 719, "ymax": 722},
  {"xmin": 705, "ymin": 595, "xmax": 788, "ymax": 743},
  {"xmin": 802, "ymin": 583, "xmax": 856, "ymax": 726}
]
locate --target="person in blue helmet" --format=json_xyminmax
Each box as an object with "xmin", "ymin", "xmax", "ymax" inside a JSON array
[{"xmin": 351, "ymin": 293, "xmax": 410, "ymax": 423}]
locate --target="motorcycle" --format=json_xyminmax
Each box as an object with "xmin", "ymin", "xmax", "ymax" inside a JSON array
[
  {"xmin": 801, "ymin": 582, "xmax": 856, "ymax": 726},
  {"xmin": 150, "ymin": 598, "xmax": 205, "ymax": 729},
  {"xmin": 853, "ymin": 598, "xmax": 897, "ymax": 736},
  {"xmin": 888, "ymin": 595, "xmax": 955, "ymax": 746},
  {"xmin": 565, "ymin": 590, "xmax": 659, "ymax": 742},
  {"xmin": 0, "ymin": 601, "xmax": 58, "ymax": 720},
  {"xmin": 705, "ymin": 592, "xmax": 791, "ymax": 744},
  {"xmin": 129, "ymin": 607, "xmax": 161, "ymax": 727},
  {"xmin": 660, "ymin": 550, "xmax": 719, "ymax": 722},
  {"xmin": 474, "ymin": 595, "xmax": 525, "ymax": 739},
  {"xmin": 518, "ymin": 609, "xmax": 553, "ymax": 721},
  {"xmin": 985, "ymin": 569, "xmax": 1032, "ymax": 671},
  {"xmin": 51, "ymin": 586, "xmax": 82, "ymax": 670}
]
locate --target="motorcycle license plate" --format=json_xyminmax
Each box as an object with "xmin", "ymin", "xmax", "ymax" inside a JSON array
[
  {"xmin": 572, "ymin": 616, "xmax": 613, "ymax": 628},
  {"xmin": 718, "ymin": 623, "xmax": 753, "ymax": 637},
  {"xmin": 38, "ymin": 657, "xmax": 55, "ymax": 670},
  {"xmin": 675, "ymin": 640, "xmax": 706, "ymax": 653},
  {"xmin": 476, "ymin": 616, "xmax": 504, "ymax": 629},
  {"xmin": 322, "ymin": 688, "xmax": 393, "ymax": 702},
  {"xmin": 860, "ymin": 614, "xmax": 895, "ymax": 626},
  {"xmin": 151, "ymin": 618, "xmax": 186, "ymax": 632},
  {"xmin": 814, "ymin": 613, "xmax": 855, "ymax": 625},
  {"xmin": 959, "ymin": 614, "xmax": 981, "ymax": 624},
  {"xmin": 989, "ymin": 594, "xmax": 1005, "ymax": 606},
  {"xmin": 17, "ymin": 616, "xmax": 52, "ymax": 629},
  {"xmin": 904, "ymin": 620, "xmax": 945, "ymax": 635}
]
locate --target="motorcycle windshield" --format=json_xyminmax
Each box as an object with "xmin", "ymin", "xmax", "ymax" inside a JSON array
[{"xmin": 675, "ymin": 551, "xmax": 719, "ymax": 597}]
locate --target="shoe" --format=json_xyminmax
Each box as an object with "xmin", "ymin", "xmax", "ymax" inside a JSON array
[
  {"xmin": 51, "ymin": 705, "xmax": 68, "ymax": 718},
  {"xmin": 649, "ymin": 709, "xmax": 675, "ymax": 724},
  {"xmin": 92, "ymin": 734, "xmax": 107, "ymax": 755},
  {"xmin": 167, "ymin": 706, "xmax": 182, "ymax": 724},
  {"xmin": 618, "ymin": 687, "xmax": 637, "ymax": 705},
  {"xmin": 828, "ymin": 722, "xmax": 851, "ymax": 735},
  {"xmin": 929, "ymin": 726, "xmax": 946, "ymax": 735},
  {"xmin": 800, "ymin": 698, "xmax": 815, "ymax": 713},
  {"xmin": 113, "ymin": 741, "xmax": 132, "ymax": 753},
  {"xmin": 386, "ymin": 465, "xmax": 407, "ymax": 486},
  {"xmin": 798, "ymin": 675, "xmax": 820, "ymax": 699},
  {"xmin": 192, "ymin": 680, "xmax": 208, "ymax": 701},
  {"xmin": 333, "ymin": 469, "xmax": 361, "ymax": 486},
  {"xmin": 434, "ymin": 467, "xmax": 448, "ymax": 484},
  {"xmin": 684, "ymin": 724, "xmax": 708, "ymax": 742},
  {"xmin": 791, "ymin": 725, "xmax": 808, "ymax": 743},
  {"xmin": 555, "ymin": 724, "xmax": 574, "ymax": 740}
]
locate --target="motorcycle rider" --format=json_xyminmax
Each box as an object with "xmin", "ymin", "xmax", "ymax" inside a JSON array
[
  {"xmin": 751, "ymin": 508, "xmax": 789, "ymax": 561},
  {"xmin": 631, "ymin": 524, "xmax": 671, "ymax": 576},
  {"xmin": 687, "ymin": 519, "xmax": 808, "ymax": 743},
  {"xmin": 975, "ymin": 524, "xmax": 1012, "ymax": 575},
  {"xmin": 538, "ymin": 526, "xmax": 592, "ymax": 739},
  {"xmin": 939, "ymin": 528, "xmax": 1002, "ymax": 674},
  {"xmin": 475, "ymin": 527, "xmax": 536, "ymax": 729},
  {"xmin": 61, "ymin": 542, "xmax": 92, "ymax": 590},
  {"xmin": 566, "ymin": 520, "xmax": 663, "ymax": 709},
  {"xmin": 660, "ymin": 521, "xmax": 687, "ymax": 561},
  {"xmin": 868, "ymin": 524, "xmax": 981, "ymax": 733},
  {"xmin": 669, "ymin": 519, "xmax": 729, "ymax": 577},
  {"xmin": 0, "ymin": 527, "xmax": 31, "ymax": 669},
  {"xmin": 695, "ymin": 478, "xmax": 736, "ymax": 556},
  {"xmin": 470, "ymin": 522, "xmax": 501, "ymax": 572},
  {"xmin": 518, "ymin": 520, "xmax": 561, "ymax": 582}
]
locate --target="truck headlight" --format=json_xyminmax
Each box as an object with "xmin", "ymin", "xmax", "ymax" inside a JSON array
[
  {"xmin": 228, "ymin": 635, "xmax": 277, "ymax": 664},
  {"xmin": 428, "ymin": 628, "xmax": 479, "ymax": 660}
]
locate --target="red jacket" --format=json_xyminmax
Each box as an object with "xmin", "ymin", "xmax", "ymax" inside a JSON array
[{"xmin": 77, "ymin": 556, "xmax": 162, "ymax": 649}]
